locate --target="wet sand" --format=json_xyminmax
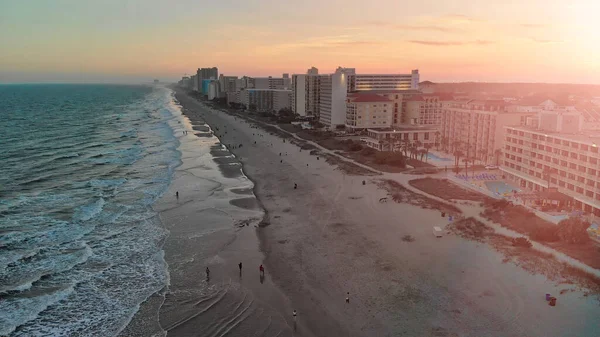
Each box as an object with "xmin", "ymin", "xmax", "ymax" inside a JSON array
[{"xmin": 172, "ymin": 89, "xmax": 600, "ymax": 337}]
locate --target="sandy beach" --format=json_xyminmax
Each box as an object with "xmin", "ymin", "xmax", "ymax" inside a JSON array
[{"xmin": 164, "ymin": 88, "xmax": 600, "ymax": 337}]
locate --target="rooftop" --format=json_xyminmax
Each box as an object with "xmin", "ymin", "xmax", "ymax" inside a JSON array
[
  {"xmin": 347, "ymin": 93, "xmax": 392, "ymax": 103},
  {"xmin": 505, "ymin": 125, "xmax": 600, "ymax": 146},
  {"xmin": 348, "ymin": 89, "xmax": 421, "ymax": 95},
  {"xmin": 368, "ymin": 125, "xmax": 438, "ymax": 133},
  {"xmin": 516, "ymin": 95, "xmax": 575, "ymax": 107}
]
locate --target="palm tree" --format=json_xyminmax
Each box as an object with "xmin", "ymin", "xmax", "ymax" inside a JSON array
[
  {"xmin": 424, "ymin": 144, "xmax": 433, "ymax": 162},
  {"xmin": 452, "ymin": 140, "xmax": 462, "ymax": 153},
  {"xmin": 454, "ymin": 150, "xmax": 464, "ymax": 170},
  {"xmin": 494, "ymin": 149, "xmax": 503, "ymax": 166},
  {"xmin": 478, "ymin": 149, "xmax": 488, "ymax": 165},
  {"xmin": 441, "ymin": 137, "xmax": 449, "ymax": 153},
  {"xmin": 419, "ymin": 149, "xmax": 427, "ymax": 161},
  {"xmin": 400, "ymin": 139, "xmax": 411, "ymax": 158},
  {"xmin": 462, "ymin": 157, "xmax": 472, "ymax": 177}
]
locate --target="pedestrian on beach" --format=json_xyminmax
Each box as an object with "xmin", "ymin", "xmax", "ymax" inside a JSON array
[
  {"xmin": 238, "ymin": 262, "xmax": 243, "ymax": 273},
  {"xmin": 176, "ymin": 191, "xmax": 179, "ymax": 199},
  {"xmin": 206, "ymin": 267, "xmax": 210, "ymax": 277},
  {"xmin": 280, "ymin": 160, "xmax": 282, "ymax": 163},
  {"xmin": 294, "ymin": 183, "xmax": 297, "ymax": 189},
  {"xmin": 346, "ymin": 292, "xmax": 350, "ymax": 303},
  {"xmin": 259, "ymin": 264, "xmax": 264, "ymax": 275},
  {"xmin": 293, "ymin": 310, "xmax": 297, "ymax": 322}
]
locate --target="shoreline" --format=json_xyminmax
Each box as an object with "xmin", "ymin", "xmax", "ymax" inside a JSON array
[
  {"xmin": 161, "ymin": 88, "xmax": 600, "ymax": 337},
  {"xmin": 155, "ymin": 89, "xmax": 294, "ymax": 336}
]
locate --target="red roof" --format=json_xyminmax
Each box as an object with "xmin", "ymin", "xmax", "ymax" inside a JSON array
[{"xmin": 348, "ymin": 93, "xmax": 392, "ymax": 103}]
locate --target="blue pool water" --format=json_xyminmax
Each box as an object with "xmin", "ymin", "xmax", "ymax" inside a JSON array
[
  {"xmin": 485, "ymin": 181, "xmax": 521, "ymax": 195},
  {"xmin": 427, "ymin": 153, "xmax": 452, "ymax": 161}
]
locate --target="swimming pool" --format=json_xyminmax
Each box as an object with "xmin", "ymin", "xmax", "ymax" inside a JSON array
[
  {"xmin": 484, "ymin": 181, "xmax": 521, "ymax": 195},
  {"xmin": 427, "ymin": 153, "xmax": 452, "ymax": 161}
]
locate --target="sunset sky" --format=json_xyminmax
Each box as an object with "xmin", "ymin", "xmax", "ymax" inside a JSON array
[{"xmin": 1, "ymin": 0, "xmax": 599, "ymax": 83}]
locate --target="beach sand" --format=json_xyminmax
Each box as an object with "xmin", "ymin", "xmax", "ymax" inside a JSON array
[{"xmin": 151, "ymin": 88, "xmax": 599, "ymax": 337}]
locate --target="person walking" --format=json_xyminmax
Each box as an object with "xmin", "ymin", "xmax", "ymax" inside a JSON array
[
  {"xmin": 292, "ymin": 309, "xmax": 297, "ymax": 331},
  {"xmin": 176, "ymin": 191, "xmax": 179, "ymax": 199},
  {"xmin": 259, "ymin": 264, "xmax": 264, "ymax": 275},
  {"xmin": 345, "ymin": 292, "xmax": 350, "ymax": 303},
  {"xmin": 238, "ymin": 262, "xmax": 243, "ymax": 273},
  {"xmin": 206, "ymin": 267, "xmax": 210, "ymax": 278}
]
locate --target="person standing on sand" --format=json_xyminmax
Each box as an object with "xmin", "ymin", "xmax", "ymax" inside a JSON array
[
  {"xmin": 176, "ymin": 191, "xmax": 179, "ymax": 199},
  {"xmin": 206, "ymin": 267, "xmax": 210, "ymax": 278},
  {"xmin": 346, "ymin": 292, "xmax": 350, "ymax": 303},
  {"xmin": 259, "ymin": 264, "xmax": 264, "ymax": 275},
  {"xmin": 238, "ymin": 262, "xmax": 242, "ymax": 273}
]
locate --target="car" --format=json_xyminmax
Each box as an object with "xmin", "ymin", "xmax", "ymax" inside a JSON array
[{"xmin": 485, "ymin": 165, "xmax": 499, "ymax": 170}]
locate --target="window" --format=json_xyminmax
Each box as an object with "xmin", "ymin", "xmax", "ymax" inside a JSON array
[
  {"xmin": 413, "ymin": 133, "xmax": 418, "ymax": 140},
  {"xmin": 424, "ymin": 133, "xmax": 430, "ymax": 140}
]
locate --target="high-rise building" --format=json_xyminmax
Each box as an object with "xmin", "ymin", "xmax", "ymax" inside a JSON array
[
  {"xmin": 273, "ymin": 90, "xmax": 292, "ymax": 112},
  {"xmin": 291, "ymin": 67, "xmax": 324, "ymax": 117},
  {"xmin": 319, "ymin": 67, "xmax": 356, "ymax": 128},
  {"xmin": 253, "ymin": 75, "xmax": 290, "ymax": 90},
  {"xmin": 196, "ymin": 67, "xmax": 219, "ymax": 94},
  {"xmin": 240, "ymin": 89, "xmax": 291, "ymax": 112},
  {"xmin": 348, "ymin": 69, "xmax": 420, "ymax": 91},
  {"xmin": 219, "ymin": 75, "xmax": 238, "ymax": 96},
  {"xmin": 191, "ymin": 75, "xmax": 198, "ymax": 92}
]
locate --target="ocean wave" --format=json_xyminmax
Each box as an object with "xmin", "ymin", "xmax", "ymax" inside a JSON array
[
  {"xmin": 0, "ymin": 285, "xmax": 75, "ymax": 336},
  {"xmin": 73, "ymin": 198, "xmax": 105, "ymax": 222},
  {"xmin": 0, "ymin": 242, "xmax": 92, "ymax": 293},
  {"xmin": 0, "ymin": 85, "xmax": 180, "ymax": 336}
]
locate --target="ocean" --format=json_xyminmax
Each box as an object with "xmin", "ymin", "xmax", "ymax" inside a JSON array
[{"xmin": 0, "ymin": 84, "xmax": 180, "ymax": 336}]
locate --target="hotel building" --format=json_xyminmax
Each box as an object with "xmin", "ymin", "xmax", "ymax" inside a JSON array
[
  {"xmin": 502, "ymin": 110, "xmax": 600, "ymax": 216},
  {"xmin": 319, "ymin": 67, "xmax": 356, "ymax": 128},
  {"xmin": 440, "ymin": 100, "xmax": 532, "ymax": 164},
  {"xmin": 344, "ymin": 91, "xmax": 446, "ymax": 130},
  {"xmin": 240, "ymin": 89, "xmax": 291, "ymax": 112},
  {"xmin": 196, "ymin": 67, "xmax": 218, "ymax": 93},
  {"xmin": 349, "ymin": 69, "xmax": 420, "ymax": 91},
  {"xmin": 320, "ymin": 67, "xmax": 419, "ymax": 129},
  {"xmin": 291, "ymin": 67, "xmax": 324, "ymax": 117},
  {"xmin": 345, "ymin": 93, "xmax": 393, "ymax": 129}
]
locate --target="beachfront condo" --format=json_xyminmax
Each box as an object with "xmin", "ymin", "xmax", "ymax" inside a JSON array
[
  {"xmin": 291, "ymin": 67, "xmax": 325, "ymax": 117},
  {"xmin": 501, "ymin": 109, "xmax": 600, "ymax": 217},
  {"xmin": 440, "ymin": 99, "xmax": 532, "ymax": 164}
]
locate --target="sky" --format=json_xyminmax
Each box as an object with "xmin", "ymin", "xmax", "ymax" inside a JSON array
[{"xmin": 1, "ymin": 0, "xmax": 599, "ymax": 84}]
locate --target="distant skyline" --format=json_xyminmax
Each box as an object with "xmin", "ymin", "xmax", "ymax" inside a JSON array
[{"xmin": 1, "ymin": 0, "xmax": 599, "ymax": 84}]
